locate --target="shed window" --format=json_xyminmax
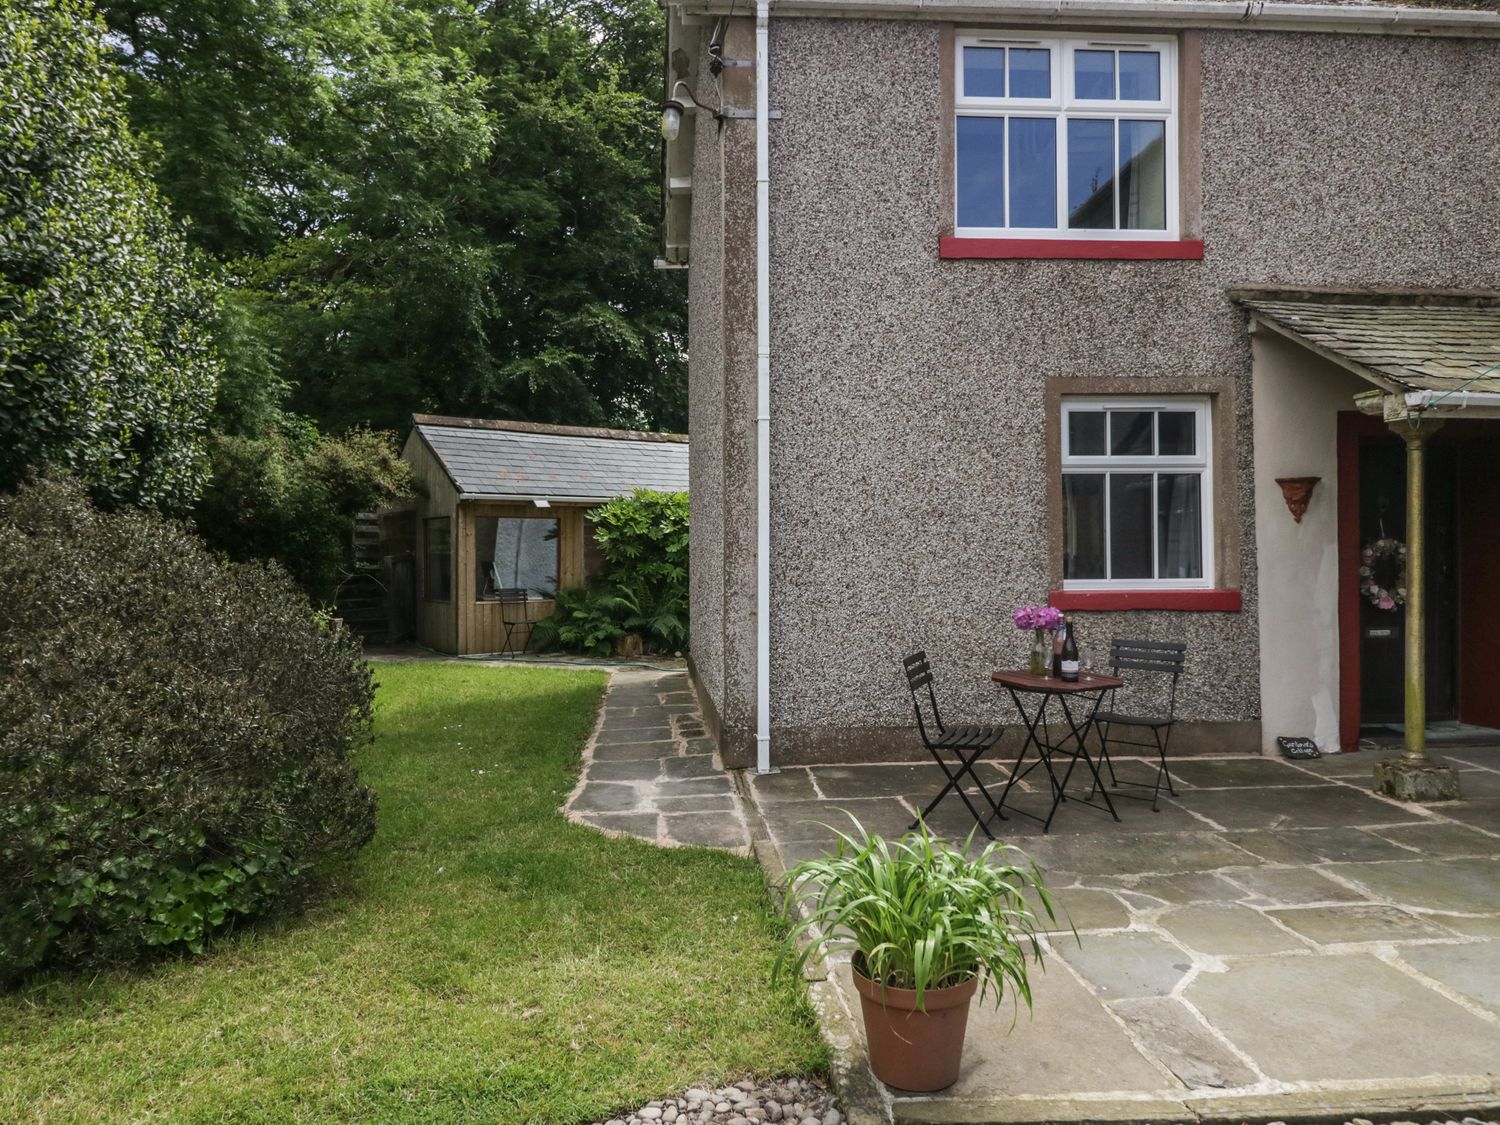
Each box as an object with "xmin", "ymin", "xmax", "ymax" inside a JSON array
[
  {"xmin": 1061, "ymin": 397, "xmax": 1211, "ymax": 588},
  {"xmin": 423, "ymin": 517, "xmax": 452, "ymax": 601},
  {"xmin": 477, "ymin": 517, "xmax": 559, "ymax": 600},
  {"xmin": 955, "ymin": 33, "xmax": 1177, "ymax": 238}
]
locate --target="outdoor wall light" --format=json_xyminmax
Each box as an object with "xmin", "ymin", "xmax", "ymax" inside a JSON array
[{"xmin": 661, "ymin": 82, "xmax": 698, "ymax": 141}]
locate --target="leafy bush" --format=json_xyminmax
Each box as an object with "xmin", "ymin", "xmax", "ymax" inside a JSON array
[
  {"xmin": 528, "ymin": 586, "xmax": 627, "ymax": 657},
  {"xmin": 192, "ymin": 424, "xmax": 414, "ymax": 602},
  {"xmin": 0, "ymin": 478, "xmax": 378, "ymax": 979},
  {"xmin": 532, "ymin": 489, "xmax": 688, "ymax": 656},
  {"xmin": 0, "ymin": 0, "xmax": 219, "ymax": 511}
]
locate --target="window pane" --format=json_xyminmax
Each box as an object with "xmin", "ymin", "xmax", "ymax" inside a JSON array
[
  {"xmin": 1009, "ymin": 48, "xmax": 1050, "ymax": 97},
  {"xmin": 963, "ymin": 46, "xmax": 1006, "ymax": 97},
  {"xmin": 1109, "ymin": 473, "xmax": 1154, "ymax": 580},
  {"xmin": 1075, "ymin": 50, "xmax": 1115, "ymax": 99},
  {"xmin": 1008, "ymin": 117, "xmax": 1056, "ymax": 228},
  {"xmin": 1158, "ymin": 474, "xmax": 1203, "ymax": 579},
  {"xmin": 956, "ymin": 116, "xmax": 1005, "ymax": 228},
  {"xmin": 1119, "ymin": 119, "xmax": 1167, "ymax": 231},
  {"xmin": 1063, "ymin": 474, "xmax": 1106, "ymax": 579},
  {"xmin": 1110, "ymin": 410, "xmax": 1154, "ymax": 456},
  {"xmin": 485, "ymin": 517, "xmax": 559, "ymax": 597},
  {"xmin": 1119, "ymin": 51, "xmax": 1161, "ymax": 100},
  {"xmin": 1067, "ymin": 410, "xmax": 1106, "ymax": 456},
  {"xmin": 1158, "ymin": 410, "xmax": 1196, "ymax": 455},
  {"xmin": 1067, "ymin": 118, "xmax": 1115, "ymax": 229}
]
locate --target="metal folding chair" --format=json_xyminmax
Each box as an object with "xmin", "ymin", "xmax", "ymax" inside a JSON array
[
  {"xmin": 494, "ymin": 580, "xmax": 532, "ymax": 655},
  {"xmin": 1092, "ymin": 639, "xmax": 1187, "ymax": 811},
  {"xmin": 902, "ymin": 651, "xmax": 1006, "ymax": 839}
]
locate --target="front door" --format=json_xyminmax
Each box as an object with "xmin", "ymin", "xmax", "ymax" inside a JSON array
[{"xmin": 1357, "ymin": 435, "xmax": 1458, "ymax": 729}]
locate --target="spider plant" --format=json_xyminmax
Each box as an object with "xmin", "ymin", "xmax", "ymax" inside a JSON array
[{"xmin": 775, "ymin": 814, "xmax": 1065, "ymax": 1012}]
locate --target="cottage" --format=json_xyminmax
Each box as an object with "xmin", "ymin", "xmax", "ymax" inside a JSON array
[
  {"xmin": 660, "ymin": 0, "xmax": 1500, "ymax": 791},
  {"xmin": 396, "ymin": 415, "xmax": 689, "ymax": 655}
]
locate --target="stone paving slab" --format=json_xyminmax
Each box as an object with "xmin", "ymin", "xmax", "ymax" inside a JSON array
[{"xmin": 1185, "ymin": 953, "xmax": 1500, "ymax": 1082}]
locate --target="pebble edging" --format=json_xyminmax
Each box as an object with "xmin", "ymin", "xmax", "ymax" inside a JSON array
[{"xmin": 590, "ymin": 1078, "xmax": 842, "ymax": 1125}]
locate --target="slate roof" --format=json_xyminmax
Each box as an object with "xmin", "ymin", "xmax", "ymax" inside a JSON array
[
  {"xmin": 411, "ymin": 415, "xmax": 689, "ymax": 502},
  {"xmin": 1237, "ymin": 296, "xmax": 1500, "ymax": 397}
]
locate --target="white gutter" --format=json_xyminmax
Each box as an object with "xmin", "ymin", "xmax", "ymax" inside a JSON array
[
  {"xmin": 1405, "ymin": 388, "xmax": 1500, "ymax": 414},
  {"xmin": 677, "ymin": 0, "xmax": 1500, "ymax": 37},
  {"xmin": 755, "ymin": 0, "xmax": 774, "ymax": 774}
]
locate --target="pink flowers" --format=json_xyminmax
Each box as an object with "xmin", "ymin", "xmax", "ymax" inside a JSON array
[{"xmin": 1013, "ymin": 604, "xmax": 1063, "ymax": 632}]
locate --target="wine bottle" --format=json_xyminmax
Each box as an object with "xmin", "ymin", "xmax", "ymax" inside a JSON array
[
  {"xmin": 1060, "ymin": 614, "xmax": 1080, "ymax": 682},
  {"xmin": 1051, "ymin": 620, "xmax": 1065, "ymax": 678}
]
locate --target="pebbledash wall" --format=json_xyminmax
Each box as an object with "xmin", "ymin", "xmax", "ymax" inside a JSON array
[{"xmin": 686, "ymin": 13, "xmax": 1500, "ymax": 768}]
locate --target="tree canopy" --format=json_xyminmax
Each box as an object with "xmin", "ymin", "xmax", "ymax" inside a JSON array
[
  {"xmin": 100, "ymin": 0, "xmax": 685, "ymax": 436},
  {"xmin": 0, "ymin": 0, "xmax": 219, "ymax": 511}
]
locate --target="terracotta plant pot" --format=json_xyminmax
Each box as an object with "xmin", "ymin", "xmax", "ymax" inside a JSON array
[{"xmin": 851, "ymin": 964, "xmax": 979, "ymax": 1092}]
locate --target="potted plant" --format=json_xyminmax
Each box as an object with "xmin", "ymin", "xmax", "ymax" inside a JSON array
[{"xmin": 775, "ymin": 816, "xmax": 1063, "ymax": 1092}]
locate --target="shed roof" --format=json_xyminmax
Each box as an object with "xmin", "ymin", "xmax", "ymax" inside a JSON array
[
  {"xmin": 410, "ymin": 415, "xmax": 689, "ymax": 503},
  {"xmin": 1235, "ymin": 293, "xmax": 1500, "ymax": 402}
]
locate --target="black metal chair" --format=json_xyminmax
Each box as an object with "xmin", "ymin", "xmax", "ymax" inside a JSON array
[
  {"xmin": 1092, "ymin": 638, "xmax": 1188, "ymax": 811},
  {"xmin": 493, "ymin": 578, "xmax": 532, "ymax": 655},
  {"xmin": 903, "ymin": 652, "xmax": 1006, "ymax": 839}
]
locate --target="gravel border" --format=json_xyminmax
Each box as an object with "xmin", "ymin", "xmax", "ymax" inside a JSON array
[{"xmin": 590, "ymin": 1078, "xmax": 843, "ymax": 1125}]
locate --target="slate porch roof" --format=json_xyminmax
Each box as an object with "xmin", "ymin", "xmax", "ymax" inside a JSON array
[
  {"xmin": 1235, "ymin": 292, "xmax": 1500, "ymax": 398},
  {"xmin": 411, "ymin": 414, "xmax": 689, "ymax": 503}
]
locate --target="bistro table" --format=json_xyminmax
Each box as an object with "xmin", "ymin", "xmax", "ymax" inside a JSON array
[{"xmin": 990, "ymin": 669, "xmax": 1125, "ymax": 833}]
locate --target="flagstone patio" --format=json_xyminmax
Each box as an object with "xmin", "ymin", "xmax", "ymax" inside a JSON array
[
  {"xmin": 745, "ymin": 748, "xmax": 1500, "ymax": 1125},
  {"xmin": 563, "ymin": 671, "xmax": 1500, "ymax": 1123}
]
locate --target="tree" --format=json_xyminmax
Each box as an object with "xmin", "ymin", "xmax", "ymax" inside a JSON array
[
  {"xmin": 0, "ymin": 0, "xmax": 219, "ymax": 511},
  {"xmin": 98, "ymin": 0, "xmax": 686, "ymax": 437}
]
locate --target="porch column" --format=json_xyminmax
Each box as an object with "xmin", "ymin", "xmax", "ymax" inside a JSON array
[{"xmin": 1374, "ymin": 417, "xmax": 1460, "ymax": 801}]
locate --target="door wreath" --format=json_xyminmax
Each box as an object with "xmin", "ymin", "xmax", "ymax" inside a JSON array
[{"xmin": 1360, "ymin": 538, "xmax": 1407, "ymax": 611}]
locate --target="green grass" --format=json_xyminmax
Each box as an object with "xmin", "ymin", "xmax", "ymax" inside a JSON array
[{"xmin": 0, "ymin": 662, "xmax": 827, "ymax": 1123}]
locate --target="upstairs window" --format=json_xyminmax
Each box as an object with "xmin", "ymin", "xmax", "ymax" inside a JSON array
[
  {"xmin": 955, "ymin": 34, "xmax": 1178, "ymax": 239},
  {"xmin": 1061, "ymin": 398, "xmax": 1212, "ymax": 589}
]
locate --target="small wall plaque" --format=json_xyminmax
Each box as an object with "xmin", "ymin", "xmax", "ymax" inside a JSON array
[
  {"xmin": 1277, "ymin": 736, "xmax": 1321, "ymax": 760},
  {"xmin": 1274, "ymin": 477, "xmax": 1320, "ymax": 523}
]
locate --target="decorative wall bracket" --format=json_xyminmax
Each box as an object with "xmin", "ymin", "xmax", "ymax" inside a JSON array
[{"xmin": 1274, "ymin": 476, "xmax": 1320, "ymax": 523}]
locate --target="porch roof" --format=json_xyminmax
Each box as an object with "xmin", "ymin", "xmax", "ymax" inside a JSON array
[{"xmin": 1235, "ymin": 291, "xmax": 1500, "ymax": 414}]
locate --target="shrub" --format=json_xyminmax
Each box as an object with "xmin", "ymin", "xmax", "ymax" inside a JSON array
[
  {"xmin": 0, "ymin": 0, "xmax": 219, "ymax": 512},
  {"xmin": 192, "ymin": 424, "xmax": 414, "ymax": 602},
  {"xmin": 0, "ymin": 478, "xmax": 378, "ymax": 980},
  {"xmin": 533, "ymin": 489, "xmax": 688, "ymax": 656},
  {"xmin": 528, "ymin": 586, "xmax": 627, "ymax": 657}
]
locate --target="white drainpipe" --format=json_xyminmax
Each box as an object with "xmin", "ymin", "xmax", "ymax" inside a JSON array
[{"xmin": 755, "ymin": 0, "xmax": 773, "ymax": 774}]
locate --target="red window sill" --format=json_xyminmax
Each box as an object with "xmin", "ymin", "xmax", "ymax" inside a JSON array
[
  {"xmin": 940, "ymin": 236, "xmax": 1205, "ymax": 261},
  {"xmin": 1049, "ymin": 589, "xmax": 1242, "ymax": 612}
]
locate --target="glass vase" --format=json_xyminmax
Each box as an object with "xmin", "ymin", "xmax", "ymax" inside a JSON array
[{"xmin": 1028, "ymin": 629, "xmax": 1051, "ymax": 677}]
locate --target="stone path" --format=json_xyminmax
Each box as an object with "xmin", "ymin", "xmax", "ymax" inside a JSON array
[
  {"xmin": 564, "ymin": 668, "xmax": 753, "ymax": 852},
  {"xmin": 744, "ymin": 749, "xmax": 1500, "ymax": 1125}
]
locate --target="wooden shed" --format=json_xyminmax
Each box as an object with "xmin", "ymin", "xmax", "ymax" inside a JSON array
[{"xmin": 395, "ymin": 415, "xmax": 689, "ymax": 655}]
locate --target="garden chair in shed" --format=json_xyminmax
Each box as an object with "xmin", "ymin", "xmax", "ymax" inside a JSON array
[
  {"xmin": 902, "ymin": 651, "xmax": 1006, "ymax": 839},
  {"xmin": 488, "ymin": 571, "xmax": 532, "ymax": 655},
  {"xmin": 1090, "ymin": 638, "xmax": 1188, "ymax": 812}
]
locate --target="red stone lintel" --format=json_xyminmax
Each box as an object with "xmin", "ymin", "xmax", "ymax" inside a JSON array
[
  {"xmin": 940, "ymin": 236, "xmax": 1206, "ymax": 261},
  {"xmin": 1049, "ymin": 588, "xmax": 1243, "ymax": 612}
]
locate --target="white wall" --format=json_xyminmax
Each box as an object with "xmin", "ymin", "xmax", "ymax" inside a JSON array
[{"xmin": 1251, "ymin": 330, "xmax": 1367, "ymax": 754}]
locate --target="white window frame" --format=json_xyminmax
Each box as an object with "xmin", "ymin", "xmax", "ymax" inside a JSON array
[
  {"xmin": 954, "ymin": 32, "xmax": 1180, "ymax": 240},
  {"xmin": 1060, "ymin": 396, "xmax": 1213, "ymax": 590}
]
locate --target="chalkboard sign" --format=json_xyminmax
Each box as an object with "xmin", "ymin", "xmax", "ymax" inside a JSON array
[{"xmin": 1277, "ymin": 736, "xmax": 1321, "ymax": 760}]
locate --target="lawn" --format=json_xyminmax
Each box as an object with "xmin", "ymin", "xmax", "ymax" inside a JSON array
[{"xmin": 0, "ymin": 662, "xmax": 827, "ymax": 1123}]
